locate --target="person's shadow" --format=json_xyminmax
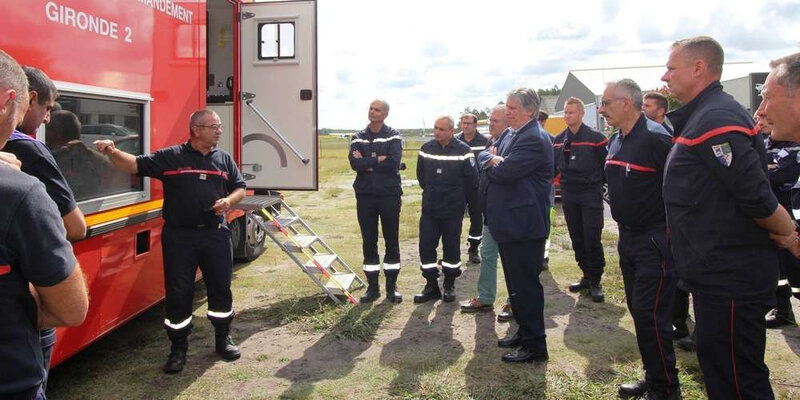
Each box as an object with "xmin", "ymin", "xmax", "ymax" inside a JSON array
[
  {"xmin": 275, "ymin": 301, "xmax": 393, "ymax": 399},
  {"xmin": 563, "ymin": 293, "xmax": 638, "ymax": 380},
  {"xmin": 379, "ymin": 300, "xmax": 464, "ymax": 397}
]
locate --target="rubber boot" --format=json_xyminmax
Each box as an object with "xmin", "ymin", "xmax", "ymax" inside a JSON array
[
  {"xmin": 384, "ymin": 269, "xmax": 403, "ymax": 304},
  {"xmin": 163, "ymin": 324, "xmax": 191, "ymax": 374},
  {"xmin": 360, "ymin": 271, "xmax": 381, "ymax": 303},
  {"xmin": 209, "ymin": 315, "xmax": 241, "ymax": 361},
  {"xmin": 442, "ymin": 274, "xmax": 457, "ymax": 303},
  {"xmin": 414, "ymin": 276, "xmax": 441, "ymax": 304}
]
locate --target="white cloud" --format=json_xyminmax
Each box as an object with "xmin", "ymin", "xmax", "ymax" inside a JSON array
[{"xmin": 317, "ymin": 0, "xmax": 800, "ymax": 128}]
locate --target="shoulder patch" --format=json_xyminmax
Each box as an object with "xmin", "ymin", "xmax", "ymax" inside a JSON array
[{"xmin": 712, "ymin": 143, "xmax": 733, "ymax": 167}]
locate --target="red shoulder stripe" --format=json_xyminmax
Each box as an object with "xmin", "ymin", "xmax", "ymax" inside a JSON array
[
  {"xmin": 605, "ymin": 159, "xmax": 657, "ymax": 173},
  {"xmin": 0, "ymin": 265, "xmax": 11, "ymax": 276},
  {"xmin": 674, "ymin": 125, "xmax": 758, "ymax": 147}
]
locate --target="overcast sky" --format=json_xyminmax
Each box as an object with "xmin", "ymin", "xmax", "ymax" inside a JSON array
[{"xmin": 316, "ymin": 0, "xmax": 800, "ymax": 129}]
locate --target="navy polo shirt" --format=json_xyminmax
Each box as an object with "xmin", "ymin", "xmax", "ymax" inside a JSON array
[
  {"xmin": 136, "ymin": 142, "xmax": 246, "ymax": 228},
  {"xmin": 2, "ymin": 130, "xmax": 78, "ymax": 217},
  {"xmin": 417, "ymin": 138, "xmax": 478, "ymax": 218},
  {"xmin": 553, "ymin": 123, "xmax": 608, "ymax": 192},
  {"xmin": 664, "ymin": 81, "xmax": 779, "ymax": 298},
  {"xmin": 0, "ymin": 166, "xmax": 75, "ymax": 395},
  {"xmin": 605, "ymin": 113, "xmax": 672, "ymax": 230}
]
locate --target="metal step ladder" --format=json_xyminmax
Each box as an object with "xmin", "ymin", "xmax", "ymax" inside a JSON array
[{"xmin": 234, "ymin": 195, "xmax": 365, "ymax": 305}]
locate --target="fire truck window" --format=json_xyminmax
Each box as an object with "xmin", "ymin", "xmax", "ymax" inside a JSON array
[
  {"xmin": 46, "ymin": 96, "xmax": 144, "ymax": 202},
  {"xmin": 258, "ymin": 22, "xmax": 295, "ymax": 59}
]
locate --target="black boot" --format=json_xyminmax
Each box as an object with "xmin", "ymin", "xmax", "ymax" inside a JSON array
[
  {"xmin": 766, "ymin": 295, "xmax": 796, "ymax": 328},
  {"xmin": 360, "ymin": 271, "xmax": 381, "ymax": 303},
  {"xmin": 209, "ymin": 314, "xmax": 240, "ymax": 361},
  {"xmin": 384, "ymin": 269, "xmax": 403, "ymax": 304},
  {"xmin": 163, "ymin": 324, "xmax": 191, "ymax": 374},
  {"xmin": 442, "ymin": 274, "xmax": 457, "ymax": 303},
  {"xmin": 569, "ymin": 276, "xmax": 590, "ymax": 293},
  {"xmin": 414, "ymin": 277, "xmax": 441, "ymax": 304},
  {"xmin": 468, "ymin": 242, "xmax": 481, "ymax": 264},
  {"xmin": 590, "ymin": 281, "xmax": 605, "ymax": 303}
]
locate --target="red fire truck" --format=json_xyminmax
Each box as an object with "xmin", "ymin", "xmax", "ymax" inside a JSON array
[{"xmin": 0, "ymin": 0, "xmax": 318, "ymax": 366}]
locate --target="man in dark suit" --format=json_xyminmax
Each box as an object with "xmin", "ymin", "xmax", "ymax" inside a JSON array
[{"xmin": 481, "ymin": 87, "xmax": 554, "ymax": 363}]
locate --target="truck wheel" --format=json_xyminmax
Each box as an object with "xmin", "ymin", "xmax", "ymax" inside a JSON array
[{"xmin": 232, "ymin": 213, "xmax": 266, "ymax": 262}]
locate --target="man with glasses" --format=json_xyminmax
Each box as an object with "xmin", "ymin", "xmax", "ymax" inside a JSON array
[
  {"xmin": 95, "ymin": 109, "xmax": 246, "ymax": 374},
  {"xmin": 456, "ymin": 113, "xmax": 488, "ymax": 264},
  {"xmin": 553, "ymin": 97, "xmax": 608, "ymax": 302}
]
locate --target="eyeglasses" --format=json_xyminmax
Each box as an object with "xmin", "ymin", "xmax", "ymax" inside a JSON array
[
  {"xmin": 195, "ymin": 124, "xmax": 223, "ymax": 130},
  {"xmin": 600, "ymin": 98, "xmax": 626, "ymax": 107}
]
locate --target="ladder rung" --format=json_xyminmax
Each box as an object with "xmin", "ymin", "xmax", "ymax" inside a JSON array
[
  {"xmin": 283, "ymin": 235, "xmax": 318, "ymax": 252},
  {"xmin": 303, "ymin": 254, "xmax": 338, "ymax": 273},
  {"xmin": 324, "ymin": 273, "xmax": 357, "ymax": 295},
  {"xmin": 267, "ymin": 215, "xmax": 300, "ymax": 231}
]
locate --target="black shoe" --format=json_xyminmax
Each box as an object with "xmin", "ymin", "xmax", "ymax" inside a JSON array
[
  {"xmin": 542, "ymin": 257, "xmax": 549, "ymax": 271},
  {"xmin": 569, "ymin": 277, "xmax": 590, "ymax": 293},
  {"xmin": 413, "ymin": 280, "xmax": 441, "ymax": 304},
  {"xmin": 676, "ymin": 335, "xmax": 696, "ymax": 352},
  {"xmin": 215, "ymin": 335, "xmax": 241, "ymax": 361},
  {"xmin": 384, "ymin": 271, "xmax": 403, "ymax": 304},
  {"xmin": 360, "ymin": 272, "xmax": 381, "ymax": 303},
  {"xmin": 460, "ymin": 298, "xmax": 492, "ymax": 313},
  {"xmin": 590, "ymin": 282, "xmax": 605, "ymax": 303},
  {"xmin": 672, "ymin": 321, "xmax": 690, "ymax": 340},
  {"xmin": 442, "ymin": 275, "xmax": 456, "ymax": 303},
  {"xmin": 498, "ymin": 332, "xmax": 522, "ymax": 348},
  {"xmin": 468, "ymin": 249, "xmax": 481, "ymax": 264},
  {"xmin": 765, "ymin": 308, "xmax": 796, "ymax": 328},
  {"xmin": 497, "ymin": 303, "xmax": 513, "ymax": 322},
  {"xmin": 618, "ymin": 380, "xmax": 648, "ymax": 398},
  {"xmin": 163, "ymin": 348, "xmax": 187, "ymax": 374},
  {"xmin": 639, "ymin": 388, "xmax": 682, "ymax": 400},
  {"xmin": 501, "ymin": 347, "xmax": 548, "ymax": 363}
]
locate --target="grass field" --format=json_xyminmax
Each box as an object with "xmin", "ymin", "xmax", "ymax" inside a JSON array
[{"xmin": 47, "ymin": 135, "xmax": 800, "ymax": 399}]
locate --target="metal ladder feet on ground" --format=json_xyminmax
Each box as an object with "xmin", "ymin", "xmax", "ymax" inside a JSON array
[{"xmin": 234, "ymin": 195, "xmax": 365, "ymax": 305}]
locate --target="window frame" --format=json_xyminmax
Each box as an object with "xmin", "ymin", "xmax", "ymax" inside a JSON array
[
  {"xmin": 41, "ymin": 81, "xmax": 153, "ymax": 214},
  {"xmin": 257, "ymin": 21, "xmax": 296, "ymax": 60}
]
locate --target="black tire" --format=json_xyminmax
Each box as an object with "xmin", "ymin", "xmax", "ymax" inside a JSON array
[{"xmin": 232, "ymin": 213, "xmax": 266, "ymax": 262}]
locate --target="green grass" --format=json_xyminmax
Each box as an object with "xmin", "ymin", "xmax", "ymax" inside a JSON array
[{"xmin": 45, "ymin": 135, "xmax": 800, "ymax": 399}]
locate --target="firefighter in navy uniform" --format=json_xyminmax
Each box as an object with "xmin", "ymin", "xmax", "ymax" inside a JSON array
[
  {"xmin": 95, "ymin": 109, "xmax": 246, "ymax": 374},
  {"xmin": 349, "ymin": 99, "xmax": 403, "ymax": 304},
  {"xmin": 553, "ymin": 97, "xmax": 609, "ymax": 302},
  {"xmin": 601, "ymin": 79, "xmax": 679, "ymax": 400},
  {"xmin": 456, "ymin": 113, "xmax": 488, "ymax": 264},
  {"xmin": 662, "ymin": 37, "xmax": 797, "ymax": 399},
  {"xmin": 762, "ymin": 114, "xmax": 800, "ymax": 327},
  {"xmin": 415, "ymin": 115, "xmax": 478, "ymax": 303}
]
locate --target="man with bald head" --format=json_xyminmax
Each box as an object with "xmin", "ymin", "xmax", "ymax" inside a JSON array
[
  {"xmin": 662, "ymin": 36, "xmax": 796, "ymax": 399},
  {"xmin": 349, "ymin": 99, "xmax": 404, "ymax": 304}
]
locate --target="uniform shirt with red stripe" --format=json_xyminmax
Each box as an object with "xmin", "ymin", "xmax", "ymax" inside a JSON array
[
  {"xmin": 553, "ymin": 123, "xmax": 608, "ymax": 192},
  {"xmin": 136, "ymin": 142, "xmax": 246, "ymax": 228},
  {"xmin": 663, "ymin": 81, "xmax": 779, "ymax": 298},
  {"xmin": 605, "ymin": 113, "xmax": 672, "ymax": 229}
]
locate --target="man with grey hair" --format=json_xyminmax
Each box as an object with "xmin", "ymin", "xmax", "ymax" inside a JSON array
[
  {"xmin": 600, "ymin": 79, "xmax": 679, "ymax": 399},
  {"xmin": 96, "ymin": 108, "xmax": 247, "ymax": 373},
  {"xmin": 759, "ymin": 53, "xmax": 800, "ymax": 143},
  {"xmin": 0, "ymin": 49, "xmax": 89, "ymax": 399},
  {"xmin": 415, "ymin": 115, "xmax": 478, "ymax": 304},
  {"xmin": 349, "ymin": 99, "xmax": 403, "ymax": 304},
  {"xmin": 482, "ymin": 88, "xmax": 553, "ymax": 363},
  {"xmin": 662, "ymin": 36, "xmax": 797, "ymax": 399}
]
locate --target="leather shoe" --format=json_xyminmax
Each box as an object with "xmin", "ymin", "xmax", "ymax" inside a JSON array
[
  {"xmin": 569, "ymin": 277, "xmax": 590, "ymax": 293},
  {"xmin": 468, "ymin": 250, "xmax": 481, "ymax": 264},
  {"xmin": 501, "ymin": 347, "xmax": 548, "ymax": 363},
  {"xmin": 498, "ymin": 332, "xmax": 522, "ymax": 348},
  {"xmin": 497, "ymin": 303, "xmax": 513, "ymax": 322},
  {"xmin": 163, "ymin": 348, "xmax": 187, "ymax": 374},
  {"xmin": 618, "ymin": 380, "xmax": 648, "ymax": 398},
  {"xmin": 215, "ymin": 335, "xmax": 241, "ymax": 361},
  {"xmin": 590, "ymin": 283, "xmax": 605, "ymax": 303},
  {"xmin": 460, "ymin": 298, "xmax": 492, "ymax": 313},
  {"xmin": 639, "ymin": 388, "xmax": 682, "ymax": 400}
]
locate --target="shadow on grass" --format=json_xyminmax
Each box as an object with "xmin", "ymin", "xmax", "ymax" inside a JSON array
[
  {"xmin": 274, "ymin": 302, "xmax": 394, "ymax": 399},
  {"xmin": 379, "ymin": 300, "xmax": 465, "ymax": 398},
  {"xmin": 47, "ymin": 258, "xmax": 336, "ymax": 400}
]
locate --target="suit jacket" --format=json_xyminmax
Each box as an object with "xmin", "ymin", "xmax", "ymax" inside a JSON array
[{"xmin": 484, "ymin": 120, "xmax": 554, "ymax": 243}]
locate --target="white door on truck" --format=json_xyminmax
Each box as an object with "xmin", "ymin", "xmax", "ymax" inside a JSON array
[{"xmin": 240, "ymin": 0, "xmax": 317, "ymax": 190}]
